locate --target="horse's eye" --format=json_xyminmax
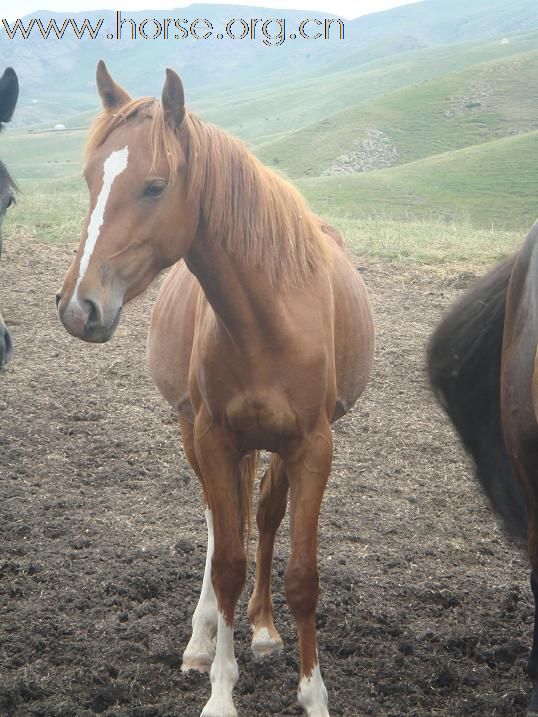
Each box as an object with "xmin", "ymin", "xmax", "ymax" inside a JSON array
[{"xmin": 144, "ymin": 181, "xmax": 166, "ymax": 198}]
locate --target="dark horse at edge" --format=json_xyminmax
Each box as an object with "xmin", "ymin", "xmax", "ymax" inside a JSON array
[
  {"xmin": 0, "ymin": 66, "xmax": 19, "ymax": 369},
  {"xmin": 428, "ymin": 221, "xmax": 538, "ymax": 716}
]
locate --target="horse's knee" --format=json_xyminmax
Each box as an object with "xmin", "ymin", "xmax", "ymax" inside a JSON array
[
  {"xmin": 211, "ymin": 550, "xmax": 247, "ymax": 616},
  {"xmin": 284, "ymin": 560, "xmax": 319, "ymax": 619}
]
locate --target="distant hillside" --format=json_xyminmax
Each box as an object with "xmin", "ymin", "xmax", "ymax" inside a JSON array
[
  {"xmin": 0, "ymin": 4, "xmax": 347, "ymax": 129},
  {"xmin": 346, "ymin": 0, "xmax": 538, "ymax": 46},
  {"xmin": 2, "ymin": 0, "xmax": 538, "ymax": 130},
  {"xmin": 256, "ymin": 38, "xmax": 538, "ymax": 176}
]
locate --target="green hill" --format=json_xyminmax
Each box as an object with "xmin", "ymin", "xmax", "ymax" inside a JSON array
[
  {"xmin": 256, "ymin": 42, "xmax": 538, "ymax": 177},
  {"xmin": 299, "ymin": 130, "xmax": 538, "ymax": 231}
]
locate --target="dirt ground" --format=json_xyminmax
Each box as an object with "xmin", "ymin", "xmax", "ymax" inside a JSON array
[{"xmin": 0, "ymin": 237, "xmax": 533, "ymax": 717}]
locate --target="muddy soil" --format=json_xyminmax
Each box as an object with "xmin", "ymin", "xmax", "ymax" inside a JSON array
[{"xmin": 0, "ymin": 238, "xmax": 532, "ymax": 717}]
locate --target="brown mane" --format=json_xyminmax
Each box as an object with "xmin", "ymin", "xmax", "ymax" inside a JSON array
[{"xmin": 84, "ymin": 98, "xmax": 331, "ymax": 287}]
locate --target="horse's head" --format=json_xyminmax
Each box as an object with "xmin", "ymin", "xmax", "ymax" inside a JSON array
[
  {"xmin": 0, "ymin": 66, "xmax": 19, "ymax": 369},
  {"xmin": 57, "ymin": 61, "xmax": 198, "ymax": 343}
]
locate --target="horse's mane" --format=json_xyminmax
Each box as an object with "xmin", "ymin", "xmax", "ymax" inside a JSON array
[{"xmin": 84, "ymin": 98, "xmax": 330, "ymax": 287}]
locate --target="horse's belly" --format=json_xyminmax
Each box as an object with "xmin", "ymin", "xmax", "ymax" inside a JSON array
[{"xmin": 332, "ymin": 263, "xmax": 375, "ymax": 416}]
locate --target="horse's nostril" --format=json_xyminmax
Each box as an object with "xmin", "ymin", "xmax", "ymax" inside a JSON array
[
  {"xmin": 83, "ymin": 298, "xmax": 100, "ymax": 329},
  {"xmin": 55, "ymin": 292, "xmax": 61, "ymax": 309}
]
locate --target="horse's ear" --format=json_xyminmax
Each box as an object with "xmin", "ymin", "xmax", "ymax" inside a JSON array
[
  {"xmin": 96, "ymin": 60, "xmax": 131, "ymax": 111},
  {"xmin": 0, "ymin": 67, "xmax": 19, "ymax": 124},
  {"xmin": 162, "ymin": 68, "xmax": 185, "ymax": 131}
]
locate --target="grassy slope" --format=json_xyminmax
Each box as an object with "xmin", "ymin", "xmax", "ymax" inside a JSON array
[
  {"xmin": 1, "ymin": 130, "xmax": 86, "ymax": 182},
  {"xmin": 299, "ymin": 130, "xmax": 538, "ymax": 231}
]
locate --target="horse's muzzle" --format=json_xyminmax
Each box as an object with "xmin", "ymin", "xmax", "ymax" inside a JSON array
[
  {"xmin": 0, "ymin": 322, "xmax": 12, "ymax": 369},
  {"xmin": 56, "ymin": 292, "xmax": 121, "ymax": 343}
]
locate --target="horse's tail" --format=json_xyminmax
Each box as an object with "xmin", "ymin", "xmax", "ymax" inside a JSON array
[
  {"xmin": 240, "ymin": 451, "xmax": 259, "ymax": 549},
  {"xmin": 427, "ymin": 253, "xmax": 527, "ymax": 545}
]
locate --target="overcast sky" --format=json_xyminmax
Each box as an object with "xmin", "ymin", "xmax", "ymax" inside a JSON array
[{"xmin": 4, "ymin": 0, "xmax": 418, "ymax": 22}]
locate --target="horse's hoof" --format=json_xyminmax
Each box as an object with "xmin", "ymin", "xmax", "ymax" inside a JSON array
[
  {"xmin": 181, "ymin": 655, "xmax": 212, "ymax": 673},
  {"xmin": 182, "ymin": 634, "xmax": 216, "ymax": 673},
  {"xmin": 251, "ymin": 627, "xmax": 284, "ymax": 660},
  {"xmin": 200, "ymin": 697, "xmax": 237, "ymax": 717}
]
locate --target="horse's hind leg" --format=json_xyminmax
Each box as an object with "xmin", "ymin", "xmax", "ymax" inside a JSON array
[
  {"xmin": 248, "ymin": 454, "xmax": 288, "ymax": 658},
  {"xmin": 179, "ymin": 416, "xmax": 218, "ymax": 674}
]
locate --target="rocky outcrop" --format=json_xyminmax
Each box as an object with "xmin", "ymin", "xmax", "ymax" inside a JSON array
[{"xmin": 322, "ymin": 129, "xmax": 399, "ymax": 175}]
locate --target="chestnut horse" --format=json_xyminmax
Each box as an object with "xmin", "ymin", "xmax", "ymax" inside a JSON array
[
  {"xmin": 428, "ymin": 225, "xmax": 538, "ymax": 716},
  {"xmin": 57, "ymin": 61, "xmax": 374, "ymax": 717},
  {"xmin": 0, "ymin": 67, "xmax": 19, "ymax": 369}
]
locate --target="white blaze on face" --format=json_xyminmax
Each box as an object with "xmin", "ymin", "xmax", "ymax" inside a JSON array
[
  {"xmin": 74, "ymin": 145, "xmax": 129, "ymax": 298},
  {"xmin": 298, "ymin": 663, "xmax": 329, "ymax": 717}
]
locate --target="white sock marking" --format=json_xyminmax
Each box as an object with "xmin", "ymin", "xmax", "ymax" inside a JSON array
[
  {"xmin": 182, "ymin": 508, "xmax": 218, "ymax": 669},
  {"xmin": 74, "ymin": 145, "xmax": 129, "ymax": 298},
  {"xmin": 298, "ymin": 663, "xmax": 329, "ymax": 717},
  {"xmin": 201, "ymin": 612, "xmax": 239, "ymax": 717}
]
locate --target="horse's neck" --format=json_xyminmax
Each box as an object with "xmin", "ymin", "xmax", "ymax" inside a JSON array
[{"xmin": 185, "ymin": 228, "xmax": 287, "ymax": 350}]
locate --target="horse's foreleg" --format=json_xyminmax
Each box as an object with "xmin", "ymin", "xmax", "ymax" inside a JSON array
[
  {"xmin": 248, "ymin": 454, "xmax": 288, "ymax": 658},
  {"xmin": 283, "ymin": 421, "xmax": 332, "ymax": 717},
  {"xmin": 180, "ymin": 416, "xmax": 218, "ymax": 674},
  {"xmin": 195, "ymin": 411, "xmax": 247, "ymax": 717}
]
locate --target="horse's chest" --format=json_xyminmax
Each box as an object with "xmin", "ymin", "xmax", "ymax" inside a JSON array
[
  {"xmin": 223, "ymin": 390, "xmax": 299, "ymax": 450},
  {"xmin": 195, "ymin": 361, "xmax": 303, "ymax": 449},
  {"xmin": 191, "ymin": 328, "xmax": 330, "ymax": 449}
]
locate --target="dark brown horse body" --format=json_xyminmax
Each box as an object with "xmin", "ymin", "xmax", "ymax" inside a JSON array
[
  {"xmin": 57, "ymin": 62, "xmax": 374, "ymax": 717},
  {"xmin": 0, "ymin": 66, "xmax": 19, "ymax": 369},
  {"xmin": 428, "ymin": 223, "xmax": 538, "ymax": 715}
]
